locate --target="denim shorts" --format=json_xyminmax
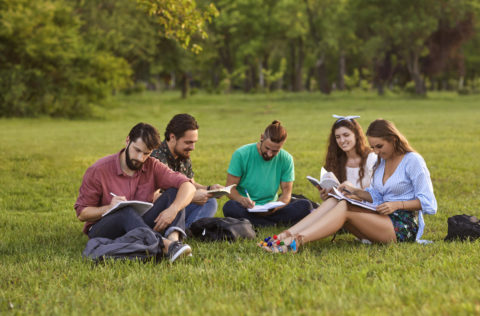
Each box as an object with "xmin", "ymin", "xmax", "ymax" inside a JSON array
[{"xmin": 388, "ymin": 210, "xmax": 418, "ymax": 242}]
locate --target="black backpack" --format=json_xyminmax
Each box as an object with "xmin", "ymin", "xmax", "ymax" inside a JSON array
[
  {"xmin": 189, "ymin": 217, "xmax": 256, "ymax": 242},
  {"xmin": 444, "ymin": 214, "xmax": 480, "ymax": 241}
]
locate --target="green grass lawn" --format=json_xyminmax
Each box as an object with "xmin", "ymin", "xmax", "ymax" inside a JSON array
[{"xmin": 1, "ymin": 91, "xmax": 480, "ymax": 315}]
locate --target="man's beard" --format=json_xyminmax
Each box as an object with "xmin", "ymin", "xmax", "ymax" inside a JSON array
[
  {"xmin": 260, "ymin": 142, "xmax": 273, "ymax": 161},
  {"xmin": 125, "ymin": 142, "xmax": 144, "ymax": 170},
  {"xmin": 261, "ymin": 151, "xmax": 273, "ymax": 161},
  {"xmin": 173, "ymin": 145, "xmax": 191, "ymax": 160}
]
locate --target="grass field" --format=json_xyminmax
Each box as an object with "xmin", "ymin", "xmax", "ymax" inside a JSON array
[{"xmin": 1, "ymin": 91, "xmax": 480, "ymax": 315}]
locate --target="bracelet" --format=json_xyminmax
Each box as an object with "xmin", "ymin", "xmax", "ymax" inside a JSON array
[{"xmin": 207, "ymin": 185, "xmax": 211, "ymax": 191}]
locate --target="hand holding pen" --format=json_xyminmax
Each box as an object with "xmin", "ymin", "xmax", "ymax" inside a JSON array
[
  {"xmin": 109, "ymin": 192, "xmax": 127, "ymax": 207},
  {"xmin": 241, "ymin": 189, "xmax": 255, "ymax": 209}
]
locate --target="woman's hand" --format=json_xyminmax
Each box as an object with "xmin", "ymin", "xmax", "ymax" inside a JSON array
[
  {"xmin": 337, "ymin": 181, "xmax": 356, "ymax": 196},
  {"xmin": 376, "ymin": 202, "xmax": 401, "ymax": 215},
  {"xmin": 319, "ymin": 187, "xmax": 331, "ymax": 200}
]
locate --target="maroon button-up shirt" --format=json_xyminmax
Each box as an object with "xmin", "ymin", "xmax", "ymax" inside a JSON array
[{"xmin": 74, "ymin": 149, "xmax": 191, "ymax": 234}]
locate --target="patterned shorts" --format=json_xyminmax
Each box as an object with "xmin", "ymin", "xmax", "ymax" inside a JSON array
[{"xmin": 388, "ymin": 210, "xmax": 418, "ymax": 242}]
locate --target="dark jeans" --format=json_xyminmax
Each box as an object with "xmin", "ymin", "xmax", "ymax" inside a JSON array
[
  {"xmin": 222, "ymin": 198, "xmax": 313, "ymax": 227},
  {"xmin": 88, "ymin": 188, "xmax": 186, "ymax": 240}
]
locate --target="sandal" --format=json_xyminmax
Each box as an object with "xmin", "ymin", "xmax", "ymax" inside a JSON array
[{"xmin": 258, "ymin": 235, "xmax": 299, "ymax": 254}]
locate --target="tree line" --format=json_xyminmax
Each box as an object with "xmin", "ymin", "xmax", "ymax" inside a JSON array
[{"xmin": 1, "ymin": 0, "xmax": 479, "ymax": 117}]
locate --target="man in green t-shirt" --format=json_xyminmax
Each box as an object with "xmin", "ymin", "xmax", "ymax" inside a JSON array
[{"xmin": 223, "ymin": 120, "xmax": 312, "ymax": 227}]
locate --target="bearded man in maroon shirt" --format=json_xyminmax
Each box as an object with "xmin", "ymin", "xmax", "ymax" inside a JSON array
[{"xmin": 74, "ymin": 123, "xmax": 196, "ymax": 262}]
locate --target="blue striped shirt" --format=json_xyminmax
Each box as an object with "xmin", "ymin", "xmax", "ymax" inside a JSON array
[{"xmin": 365, "ymin": 152, "xmax": 437, "ymax": 242}]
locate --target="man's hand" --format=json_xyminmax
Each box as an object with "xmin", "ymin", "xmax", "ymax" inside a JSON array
[
  {"xmin": 239, "ymin": 196, "xmax": 255, "ymax": 209},
  {"xmin": 208, "ymin": 184, "xmax": 224, "ymax": 190},
  {"xmin": 109, "ymin": 195, "xmax": 127, "ymax": 208},
  {"xmin": 192, "ymin": 189, "xmax": 211, "ymax": 205},
  {"xmin": 257, "ymin": 206, "xmax": 282, "ymax": 216},
  {"xmin": 152, "ymin": 189, "xmax": 162, "ymax": 202},
  {"xmin": 153, "ymin": 207, "xmax": 178, "ymax": 232}
]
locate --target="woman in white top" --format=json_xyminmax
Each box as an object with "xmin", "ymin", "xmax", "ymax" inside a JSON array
[
  {"xmin": 320, "ymin": 115, "xmax": 377, "ymax": 200},
  {"xmin": 259, "ymin": 115, "xmax": 376, "ymax": 250}
]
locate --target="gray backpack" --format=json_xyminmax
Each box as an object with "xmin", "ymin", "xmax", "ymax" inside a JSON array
[{"xmin": 189, "ymin": 217, "xmax": 256, "ymax": 242}]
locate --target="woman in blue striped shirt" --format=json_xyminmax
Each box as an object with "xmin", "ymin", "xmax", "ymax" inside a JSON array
[{"xmin": 261, "ymin": 119, "xmax": 437, "ymax": 253}]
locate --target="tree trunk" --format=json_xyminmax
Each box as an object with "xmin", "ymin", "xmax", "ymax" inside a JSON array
[
  {"xmin": 243, "ymin": 57, "xmax": 252, "ymax": 92},
  {"xmin": 294, "ymin": 38, "xmax": 304, "ymax": 91},
  {"xmin": 258, "ymin": 60, "xmax": 264, "ymax": 90},
  {"xmin": 305, "ymin": 66, "xmax": 314, "ymax": 91},
  {"xmin": 406, "ymin": 51, "xmax": 426, "ymax": 95},
  {"xmin": 180, "ymin": 72, "xmax": 189, "ymax": 99},
  {"xmin": 315, "ymin": 56, "xmax": 330, "ymax": 94},
  {"xmin": 338, "ymin": 50, "xmax": 346, "ymax": 90},
  {"xmin": 169, "ymin": 71, "xmax": 176, "ymax": 89}
]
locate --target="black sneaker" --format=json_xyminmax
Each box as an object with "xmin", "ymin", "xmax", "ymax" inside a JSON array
[{"xmin": 166, "ymin": 241, "xmax": 192, "ymax": 263}]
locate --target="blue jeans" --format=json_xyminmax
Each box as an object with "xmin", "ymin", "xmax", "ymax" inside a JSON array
[
  {"xmin": 185, "ymin": 198, "xmax": 218, "ymax": 228},
  {"xmin": 222, "ymin": 198, "xmax": 313, "ymax": 227},
  {"xmin": 88, "ymin": 188, "xmax": 186, "ymax": 240}
]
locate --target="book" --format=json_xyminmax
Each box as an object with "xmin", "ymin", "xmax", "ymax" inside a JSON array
[
  {"xmin": 247, "ymin": 201, "xmax": 286, "ymax": 213},
  {"xmin": 102, "ymin": 200, "xmax": 153, "ymax": 217},
  {"xmin": 306, "ymin": 167, "xmax": 340, "ymax": 190},
  {"xmin": 207, "ymin": 184, "xmax": 236, "ymax": 198},
  {"xmin": 328, "ymin": 187, "xmax": 377, "ymax": 211}
]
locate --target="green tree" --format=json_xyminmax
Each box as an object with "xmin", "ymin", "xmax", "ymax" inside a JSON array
[
  {"xmin": 0, "ymin": 0, "xmax": 131, "ymax": 117},
  {"xmin": 138, "ymin": 0, "xmax": 218, "ymax": 54}
]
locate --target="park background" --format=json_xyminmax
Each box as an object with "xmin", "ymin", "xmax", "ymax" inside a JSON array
[{"xmin": 1, "ymin": 0, "xmax": 480, "ymax": 315}]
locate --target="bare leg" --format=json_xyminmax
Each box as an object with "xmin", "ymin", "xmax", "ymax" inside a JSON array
[
  {"xmin": 299, "ymin": 201, "xmax": 396, "ymax": 244},
  {"xmin": 277, "ymin": 198, "xmax": 340, "ymax": 239},
  {"xmin": 343, "ymin": 222, "xmax": 369, "ymax": 240}
]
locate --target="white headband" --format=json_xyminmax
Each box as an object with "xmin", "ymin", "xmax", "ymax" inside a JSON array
[{"xmin": 333, "ymin": 114, "xmax": 360, "ymax": 122}]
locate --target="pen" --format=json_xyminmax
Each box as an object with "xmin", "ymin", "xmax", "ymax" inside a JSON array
[
  {"xmin": 342, "ymin": 188, "xmax": 352, "ymax": 194},
  {"xmin": 245, "ymin": 189, "xmax": 252, "ymax": 200},
  {"xmin": 110, "ymin": 192, "xmax": 117, "ymax": 197}
]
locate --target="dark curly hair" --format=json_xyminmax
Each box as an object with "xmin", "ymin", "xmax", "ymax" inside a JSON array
[
  {"xmin": 324, "ymin": 118, "xmax": 371, "ymax": 186},
  {"xmin": 164, "ymin": 113, "xmax": 199, "ymax": 141},
  {"xmin": 128, "ymin": 122, "xmax": 160, "ymax": 150}
]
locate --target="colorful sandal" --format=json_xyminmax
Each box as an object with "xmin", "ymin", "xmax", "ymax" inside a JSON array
[{"xmin": 258, "ymin": 235, "xmax": 298, "ymax": 253}]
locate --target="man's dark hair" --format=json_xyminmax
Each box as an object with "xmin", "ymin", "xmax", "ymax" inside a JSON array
[
  {"xmin": 128, "ymin": 123, "xmax": 161, "ymax": 150},
  {"xmin": 164, "ymin": 113, "xmax": 199, "ymax": 141},
  {"xmin": 263, "ymin": 120, "xmax": 287, "ymax": 143}
]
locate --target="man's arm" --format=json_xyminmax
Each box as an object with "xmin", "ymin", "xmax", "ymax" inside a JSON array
[
  {"xmin": 191, "ymin": 178, "xmax": 222, "ymax": 191},
  {"xmin": 189, "ymin": 178, "xmax": 224, "ymax": 205},
  {"xmin": 153, "ymin": 181, "xmax": 196, "ymax": 231},
  {"xmin": 277, "ymin": 181, "xmax": 292, "ymax": 205},
  {"xmin": 226, "ymin": 173, "xmax": 255, "ymax": 208},
  {"xmin": 260, "ymin": 181, "xmax": 292, "ymax": 215},
  {"xmin": 77, "ymin": 195, "xmax": 127, "ymax": 222}
]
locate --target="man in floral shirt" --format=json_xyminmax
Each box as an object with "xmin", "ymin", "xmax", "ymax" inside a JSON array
[{"xmin": 151, "ymin": 114, "xmax": 224, "ymax": 228}]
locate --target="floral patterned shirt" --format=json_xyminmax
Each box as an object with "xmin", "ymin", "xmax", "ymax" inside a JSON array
[{"xmin": 150, "ymin": 140, "xmax": 194, "ymax": 179}]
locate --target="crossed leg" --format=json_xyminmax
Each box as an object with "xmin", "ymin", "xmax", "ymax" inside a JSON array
[
  {"xmin": 266, "ymin": 200, "xmax": 396, "ymax": 252},
  {"xmin": 276, "ymin": 198, "xmax": 339, "ymax": 240},
  {"xmin": 296, "ymin": 200, "xmax": 396, "ymax": 244}
]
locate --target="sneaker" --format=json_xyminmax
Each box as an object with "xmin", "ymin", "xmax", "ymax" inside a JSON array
[{"xmin": 166, "ymin": 241, "xmax": 192, "ymax": 263}]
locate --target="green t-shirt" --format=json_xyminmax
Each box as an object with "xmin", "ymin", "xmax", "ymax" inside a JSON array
[{"xmin": 227, "ymin": 143, "xmax": 295, "ymax": 205}]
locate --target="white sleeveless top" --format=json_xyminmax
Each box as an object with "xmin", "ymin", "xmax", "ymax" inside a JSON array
[{"xmin": 345, "ymin": 152, "xmax": 377, "ymax": 189}]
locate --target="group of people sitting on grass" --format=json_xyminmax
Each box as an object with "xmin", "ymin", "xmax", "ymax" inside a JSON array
[{"xmin": 74, "ymin": 113, "xmax": 437, "ymax": 261}]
